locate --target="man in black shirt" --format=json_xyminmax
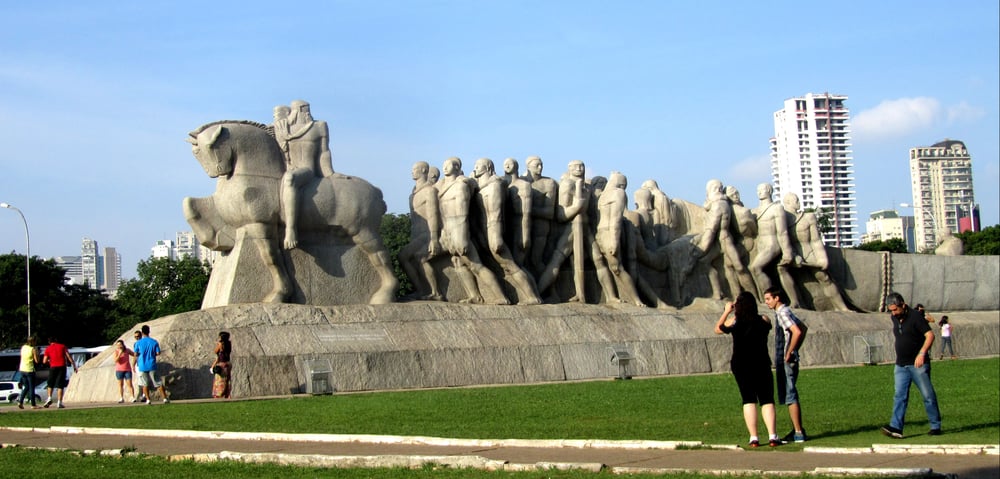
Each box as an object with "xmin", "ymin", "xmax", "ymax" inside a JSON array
[{"xmin": 880, "ymin": 292, "xmax": 942, "ymax": 439}]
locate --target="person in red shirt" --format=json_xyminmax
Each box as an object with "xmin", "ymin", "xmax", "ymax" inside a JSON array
[{"xmin": 42, "ymin": 337, "xmax": 77, "ymax": 409}]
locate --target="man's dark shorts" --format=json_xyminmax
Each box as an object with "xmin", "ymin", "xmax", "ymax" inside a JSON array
[{"xmin": 47, "ymin": 366, "xmax": 68, "ymax": 389}]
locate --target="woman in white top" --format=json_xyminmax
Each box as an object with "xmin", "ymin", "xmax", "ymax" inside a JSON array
[{"xmin": 938, "ymin": 316, "xmax": 955, "ymax": 359}]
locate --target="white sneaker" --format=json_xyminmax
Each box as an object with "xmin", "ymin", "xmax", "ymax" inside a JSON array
[
  {"xmin": 163, "ymin": 398, "xmax": 170, "ymax": 404},
  {"xmin": 145, "ymin": 399, "xmax": 151, "ymax": 405},
  {"xmin": 117, "ymin": 397, "xmax": 124, "ymax": 404},
  {"xmin": 57, "ymin": 402, "xmax": 65, "ymax": 409}
]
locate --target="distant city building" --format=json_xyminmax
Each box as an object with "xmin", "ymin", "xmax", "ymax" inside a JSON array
[
  {"xmin": 908, "ymin": 139, "xmax": 977, "ymax": 251},
  {"xmin": 81, "ymin": 237, "xmax": 101, "ymax": 288},
  {"xmin": 862, "ymin": 209, "xmax": 916, "ymax": 253},
  {"xmin": 52, "ymin": 255, "xmax": 84, "ymax": 286},
  {"xmin": 151, "ymin": 239, "xmax": 176, "ymax": 260},
  {"xmin": 150, "ymin": 233, "xmax": 217, "ymax": 265},
  {"xmin": 102, "ymin": 247, "xmax": 122, "ymax": 296},
  {"xmin": 770, "ymin": 93, "xmax": 858, "ymax": 247}
]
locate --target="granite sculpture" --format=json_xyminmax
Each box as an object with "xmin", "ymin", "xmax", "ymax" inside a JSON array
[{"xmin": 183, "ymin": 109, "xmax": 398, "ymax": 306}]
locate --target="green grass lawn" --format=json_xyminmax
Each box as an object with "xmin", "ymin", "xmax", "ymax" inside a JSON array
[{"xmin": 2, "ymin": 357, "xmax": 996, "ymax": 447}]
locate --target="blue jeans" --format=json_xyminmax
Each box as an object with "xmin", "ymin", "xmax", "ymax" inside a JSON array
[
  {"xmin": 891, "ymin": 364, "xmax": 941, "ymax": 431},
  {"xmin": 18, "ymin": 371, "xmax": 37, "ymax": 406}
]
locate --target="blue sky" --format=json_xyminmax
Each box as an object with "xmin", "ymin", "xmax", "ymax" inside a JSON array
[{"xmin": 1, "ymin": 1, "xmax": 997, "ymax": 278}]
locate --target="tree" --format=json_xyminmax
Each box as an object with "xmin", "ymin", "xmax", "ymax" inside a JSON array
[
  {"xmin": 854, "ymin": 238, "xmax": 908, "ymax": 253},
  {"xmin": 0, "ymin": 253, "xmax": 117, "ymax": 349},
  {"xmin": 380, "ymin": 213, "xmax": 414, "ymax": 297},
  {"xmin": 108, "ymin": 256, "xmax": 210, "ymax": 341},
  {"xmin": 806, "ymin": 207, "xmax": 834, "ymax": 236},
  {"xmin": 956, "ymin": 225, "xmax": 1000, "ymax": 255}
]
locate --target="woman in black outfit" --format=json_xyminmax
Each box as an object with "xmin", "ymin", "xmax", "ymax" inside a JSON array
[{"xmin": 715, "ymin": 291, "xmax": 780, "ymax": 447}]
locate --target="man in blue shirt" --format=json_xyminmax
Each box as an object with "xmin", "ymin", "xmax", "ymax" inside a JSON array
[{"xmin": 133, "ymin": 325, "xmax": 170, "ymax": 404}]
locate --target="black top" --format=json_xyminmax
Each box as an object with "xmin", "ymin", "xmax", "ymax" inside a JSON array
[
  {"xmin": 892, "ymin": 305, "xmax": 931, "ymax": 366},
  {"xmin": 217, "ymin": 341, "xmax": 232, "ymax": 363},
  {"xmin": 720, "ymin": 313, "xmax": 772, "ymax": 367}
]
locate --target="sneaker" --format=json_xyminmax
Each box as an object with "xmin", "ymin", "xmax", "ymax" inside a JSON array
[
  {"xmin": 117, "ymin": 397, "xmax": 124, "ymax": 404},
  {"xmin": 145, "ymin": 399, "xmax": 151, "ymax": 405},
  {"xmin": 748, "ymin": 439, "xmax": 760, "ymax": 448},
  {"xmin": 781, "ymin": 430, "xmax": 796, "ymax": 443},
  {"xmin": 43, "ymin": 399, "xmax": 52, "ymax": 408},
  {"xmin": 769, "ymin": 438, "xmax": 781, "ymax": 447},
  {"xmin": 880, "ymin": 426, "xmax": 903, "ymax": 439},
  {"xmin": 57, "ymin": 403, "xmax": 65, "ymax": 409},
  {"xmin": 794, "ymin": 431, "xmax": 808, "ymax": 443},
  {"xmin": 163, "ymin": 398, "xmax": 170, "ymax": 404},
  {"xmin": 928, "ymin": 429, "xmax": 942, "ymax": 436},
  {"xmin": 17, "ymin": 403, "xmax": 23, "ymax": 410}
]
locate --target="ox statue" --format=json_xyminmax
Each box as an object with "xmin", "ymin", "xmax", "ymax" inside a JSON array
[{"xmin": 183, "ymin": 120, "xmax": 397, "ymax": 305}]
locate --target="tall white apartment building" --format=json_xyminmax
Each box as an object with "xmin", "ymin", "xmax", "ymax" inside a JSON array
[
  {"xmin": 770, "ymin": 93, "xmax": 858, "ymax": 247},
  {"xmin": 81, "ymin": 237, "xmax": 101, "ymax": 288},
  {"xmin": 908, "ymin": 139, "xmax": 976, "ymax": 251},
  {"xmin": 151, "ymin": 239, "xmax": 176, "ymax": 260},
  {"xmin": 150, "ymin": 233, "xmax": 217, "ymax": 265}
]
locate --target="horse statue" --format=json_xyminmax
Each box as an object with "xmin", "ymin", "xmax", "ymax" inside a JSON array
[{"xmin": 182, "ymin": 120, "xmax": 398, "ymax": 305}]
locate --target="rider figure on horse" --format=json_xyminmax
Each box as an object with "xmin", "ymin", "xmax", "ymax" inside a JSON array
[{"xmin": 275, "ymin": 100, "xmax": 335, "ymax": 249}]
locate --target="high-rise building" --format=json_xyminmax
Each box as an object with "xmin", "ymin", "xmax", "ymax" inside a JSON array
[
  {"xmin": 770, "ymin": 93, "xmax": 858, "ymax": 247},
  {"xmin": 52, "ymin": 256, "xmax": 84, "ymax": 285},
  {"xmin": 862, "ymin": 209, "xmax": 916, "ymax": 253},
  {"xmin": 81, "ymin": 237, "xmax": 101, "ymax": 288},
  {"xmin": 102, "ymin": 247, "xmax": 122, "ymax": 295},
  {"xmin": 151, "ymin": 239, "xmax": 175, "ymax": 260},
  {"xmin": 908, "ymin": 139, "xmax": 977, "ymax": 252}
]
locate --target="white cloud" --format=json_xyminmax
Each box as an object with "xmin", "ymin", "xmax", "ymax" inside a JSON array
[
  {"xmin": 946, "ymin": 101, "xmax": 986, "ymax": 123},
  {"xmin": 852, "ymin": 97, "xmax": 941, "ymax": 141}
]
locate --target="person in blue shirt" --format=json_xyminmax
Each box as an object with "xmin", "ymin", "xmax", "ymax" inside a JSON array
[{"xmin": 133, "ymin": 325, "xmax": 170, "ymax": 404}]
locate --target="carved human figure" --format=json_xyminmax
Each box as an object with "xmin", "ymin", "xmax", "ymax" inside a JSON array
[
  {"xmin": 427, "ymin": 166, "xmax": 440, "ymax": 184},
  {"xmin": 783, "ymin": 193, "xmax": 850, "ymax": 311},
  {"xmin": 501, "ymin": 158, "xmax": 533, "ymax": 266},
  {"xmin": 437, "ymin": 157, "xmax": 508, "ymax": 304},
  {"xmin": 279, "ymin": 100, "xmax": 335, "ymax": 249},
  {"xmin": 399, "ymin": 161, "xmax": 443, "ymax": 301},
  {"xmin": 749, "ymin": 183, "xmax": 799, "ymax": 302},
  {"xmin": 726, "ymin": 185, "xmax": 759, "ymax": 298},
  {"xmin": 641, "ymin": 180, "xmax": 676, "ymax": 246},
  {"xmin": 471, "ymin": 158, "xmax": 541, "ymax": 304},
  {"xmin": 524, "ymin": 156, "xmax": 559, "ymax": 277},
  {"xmin": 595, "ymin": 172, "xmax": 645, "ymax": 306},
  {"xmin": 537, "ymin": 161, "xmax": 617, "ymax": 303},
  {"xmin": 632, "ymin": 188, "xmax": 659, "ymax": 250},
  {"xmin": 934, "ymin": 228, "xmax": 964, "ymax": 256},
  {"xmin": 686, "ymin": 180, "xmax": 755, "ymax": 300},
  {"xmin": 271, "ymin": 105, "xmax": 292, "ymax": 159}
]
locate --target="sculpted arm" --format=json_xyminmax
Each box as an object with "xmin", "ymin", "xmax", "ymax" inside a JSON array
[
  {"xmin": 556, "ymin": 179, "xmax": 586, "ymax": 222},
  {"xmin": 803, "ymin": 213, "xmax": 829, "ymax": 269},
  {"xmin": 318, "ymin": 122, "xmax": 334, "ymax": 177},
  {"xmin": 774, "ymin": 207, "xmax": 797, "ymax": 265},
  {"xmin": 427, "ymin": 192, "xmax": 441, "ymax": 256}
]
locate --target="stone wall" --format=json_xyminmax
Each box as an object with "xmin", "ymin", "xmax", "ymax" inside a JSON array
[{"xmin": 65, "ymin": 302, "xmax": 999, "ymax": 402}]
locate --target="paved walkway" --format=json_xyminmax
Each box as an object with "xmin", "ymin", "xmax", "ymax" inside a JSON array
[{"xmin": 2, "ymin": 403, "xmax": 998, "ymax": 478}]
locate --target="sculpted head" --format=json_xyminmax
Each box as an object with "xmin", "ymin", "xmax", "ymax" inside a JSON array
[
  {"xmin": 289, "ymin": 99, "xmax": 312, "ymax": 124},
  {"xmin": 634, "ymin": 188, "xmax": 653, "ymax": 209},
  {"xmin": 428, "ymin": 166, "xmax": 440, "ymax": 183},
  {"xmin": 443, "ymin": 157, "xmax": 462, "ymax": 176},
  {"xmin": 725, "ymin": 186, "xmax": 742, "ymax": 206},
  {"xmin": 526, "ymin": 156, "xmax": 543, "ymax": 176},
  {"xmin": 608, "ymin": 171, "xmax": 627, "ymax": 190},
  {"xmin": 757, "ymin": 183, "xmax": 773, "ymax": 201},
  {"xmin": 590, "ymin": 175, "xmax": 608, "ymax": 193},
  {"xmin": 412, "ymin": 161, "xmax": 429, "ymax": 181},
  {"xmin": 503, "ymin": 158, "xmax": 518, "ymax": 176},
  {"xmin": 567, "ymin": 160, "xmax": 585, "ymax": 178},
  {"xmin": 706, "ymin": 179, "xmax": 724, "ymax": 199},
  {"xmin": 473, "ymin": 158, "xmax": 495, "ymax": 178},
  {"xmin": 782, "ymin": 192, "xmax": 800, "ymax": 212}
]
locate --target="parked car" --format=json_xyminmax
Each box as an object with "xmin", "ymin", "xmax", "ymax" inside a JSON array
[{"xmin": 0, "ymin": 380, "xmax": 47, "ymax": 404}]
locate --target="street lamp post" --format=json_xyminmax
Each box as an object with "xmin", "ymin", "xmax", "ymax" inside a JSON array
[{"xmin": 1, "ymin": 202, "xmax": 31, "ymax": 337}]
